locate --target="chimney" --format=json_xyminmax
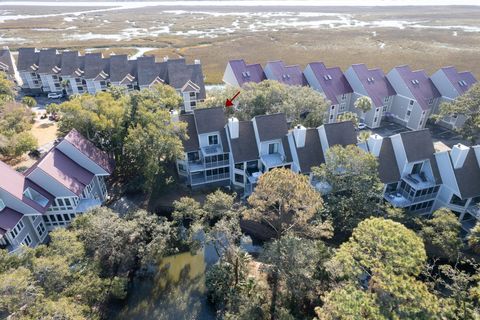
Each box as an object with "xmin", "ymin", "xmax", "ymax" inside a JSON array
[
  {"xmin": 163, "ymin": 56, "xmax": 169, "ymax": 62},
  {"xmin": 194, "ymin": 59, "xmax": 201, "ymax": 65},
  {"xmin": 293, "ymin": 125, "xmax": 307, "ymax": 148},
  {"xmin": 367, "ymin": 134, "xmax": 383, "ymax": 157},
  {"xmin": 228, "ymin": 117, "xmax": 239, "ymax": 139},
  {"xmin": 451, "ymin": 143, "xmax": 469, "ymax": 169}
]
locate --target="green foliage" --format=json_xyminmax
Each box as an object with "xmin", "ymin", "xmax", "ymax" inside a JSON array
[
  {"xmin": 354, "ymin": 96, "xmax": 373, "ymax": 113},
  {"xmin": 0, "ymin": 104, "xmax": 37, "ymax": 159},
  {"xmin": 21, "ymin": 96, "xmax": 37, "ymax": 108},
  {"xmin": 246, "ymin": 168, "xmax": 331, "ymax": 238},
  {"xmin": 312, "ymin": 145, "xmax": 384, "ymax": 234},
  {"xmin": 438, "ymin": 83, "xmax": 480, "ymax": 144},
  {"xmin": 468, "ymin": 221, "xmax": 480, "ymax": 254},
  {"xmin": 418, "ymin": 208, "xmax": 463, "ymax": 261},
  {"xmin": 202, "ymin": 80, "xmax": 329, "ymax": 127},
  {"xmin": 337, "ymin": 111, "xmax": 359, "ymax": 127},
  {"xmin": 0, "ymin": 72, "xmax": 15, "ymax": 102}
]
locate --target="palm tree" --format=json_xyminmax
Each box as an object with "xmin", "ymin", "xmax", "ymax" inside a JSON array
[{"xmin": 354, "ymin": 96, "xmax": 373, "ymax": 113}]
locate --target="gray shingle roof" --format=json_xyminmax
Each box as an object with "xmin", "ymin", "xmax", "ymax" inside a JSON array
[
  {"xmin": 84, "ymin": 53, "xmax": 109, "ymax": 80},
  {"xmin": 60, "ymin": 51, "xmax": 83, "ymax": 77},
  {"xmin": 229, "ymin": 121, "xmax": 259, "ymax": 163},
  {"xmin": 282, "ymin": 136, "xmax": 293, "ymax": 163},
  {"xmin": 179, "ymin": 113, "xmax": 200, "ymax": 152},
  {"xmin": 453, "ymin": 149, "xmax": 480, "ymax": 199},
  {"xmin": 378, "ymin": 137, "xmax": 400, "ymax": 184},
  {"xmin": 37, "ymin": 49, "xmax": 60, "ymax": 74},
  {"xmin": 17, "ymin": 48, "xmax": 39, "ymax": 72},
  {"xmin": 254, "ymin": 113, "xmax": 288, "ymax": 142},
  {"xmin": 109, "ymin": 55, "xmax": 132, "ymax": 83},
  {"xmin": 136, "ymin": 56, "xmax": 167, "ymax": 87},
  {"xmin": 0, "ymin": 49, "xmax": 16, "ymax": 75},
  {"xmin": 323, "ymin": 121, "xmax": 357, "ymax": 147},
  {"xmin": 166, "ymin": 59, "xmax": 206, "ymax": 100},
  {"xmin": 193, "ymin": 107, "xmax": 226, "ymax": 135},
  {"xmin": 295, "ymin": 128, "xmax": 325, "ymax": 173}
]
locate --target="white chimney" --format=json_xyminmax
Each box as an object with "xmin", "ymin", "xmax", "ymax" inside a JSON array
[
  {"xmin": 293, "ymin": 125, "xmax": 307, "ymax": 148},
  {"xmin": 228, "ymin": 117, "xmax": 239, "ymax": 139},
  {"xmin": 450, "ymin": 143, "xmax": 469, "ymax": 169},
  {"xmin": 163, "ymin": 56, "xmax": 169, "ymax": 62},
  {"xmin": 367, "ymin": 134, "xmax": 383, "ymax": 157},
  {"xmin": 194, "ymin": 59, "xmax": 201, "ymax": 65}
]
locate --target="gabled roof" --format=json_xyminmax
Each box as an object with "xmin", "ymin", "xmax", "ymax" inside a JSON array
[
  {"xmin": 228, "ymin": 121, "xmax": 259, "ymax": 163},
  {"xmin": 282, "ymin": 136, "xmax": 293, "ymax": 163},
  {"xmin": 253, "ymin": 113, "xmax": 288, "ymax": 142},
  {"xmin": 394, "ymin": 65, "xmax": 440, "ymax": 110},
  {"xmin": 109, "ymin": 54, "xmax": 134, "ymax": 83},
  {"xmin": 0, "ymin": 208, "xmax": 23, "ymax": 235},
  {"xmin": 351, "ymin": 64, "xmax": 396, "ymax": 107},
  {"xmin": 0, "ymin": 48, "xmax": 15, "ymax": 75},
  {"xmin": 452, "ymin": 148, "xmax": 480, "ymax": 199},
  {"xmin": 136, "ymin": 56, "xmax": 167, "ymax": 87},
  {"xmin": 63, "ymin": 129, "xmax": 115, "ymax": 174},
  {"xmin": 227, "ymin": 59, "xmax": 266, "ymax": 86},
  {"xmin": 441, "ymin": 66, "xmax": 477, "ymax": 95},
  {"xmin": 17, "ymin": 48, "xmax": 39, "ymax": 72},
  {"xmin": 37, "ymin": 49, "xmax": 61, "ymax": 74},
  {"xmin": 265, "ymin": 60, "xmax": 307, "ymax": 86},
  {"xmin": 0, "ymin": 161, "xmax": 54, "ymax": 213},
  {"xmin": 29, "ymin": 149, "xmax": 95, "ymax": 196},
  {"xmin": 181, "ymin": 80, "xmax": 200, "ymax": 93},
  {"xmin": 84, "ymin": 53, "xmax": 109, "ymax": 80},
  {"xmin": 179, "ymin": 113, "xmax": 200, "ymax": 153},
  {"xmin": 294, "ymin": 128, "xmax": 325, "ymax": 173},
  {"xmin": 306, "ymin": 62, "xmax": 353, "ymax": 105},
  {"xmin": 323, "ymin": 121, "xmax": 357, "ymax": 147},
  {"xmin": 60, "ymin": 51, "xmax": 84, "ymax": 77},
  {"xmin": 166, "ymin": 59, "xmax": 206, "ymax": 100},
  {"xmin": 377, "ymin": 137, "xmax": 400, "ymax": 184},
  {"xmin": 193, "ymin": 107, "xmax": 226, "ymax": 135}
]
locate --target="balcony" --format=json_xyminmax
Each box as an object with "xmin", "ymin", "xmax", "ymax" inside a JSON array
[
  {"xmin": 467, "ymin": 204, "xmax": 480, "ymax": 220},
  {"xmin": 261, "ymin": 153, "xmax": 286, "ymax": 168},
  {"xmin": 188, "ymin": 158, "xmax": 230, "ymax": 172},
  {"xmin": 385, "ymin": 192, "xmax": 411, "ymax": 207},
  {"xmin": 190, "ymin": 172, "xmax": 230, "ymax": 186},
  {"xmin": 403, "ymin": 173, "xmax": 435, "ymax": 190},
  {"xmin": 76, "ymin": 199, "xmax": 102, "ymax": 213},
  {"xmin": 385, "ymin": 188, "xmax": 438, "ymax": 208}
]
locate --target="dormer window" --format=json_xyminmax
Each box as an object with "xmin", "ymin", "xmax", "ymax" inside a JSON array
[
  {"xmin": 0, "ymin": 198, "xmax": 5, "ymax": 211},
  {"xmin": 208, "ymin": 135, "xmax": 218, "ymax": 146},
  {"xmin": 24, "ymin": 187, "xmax": 48, "ymax": 207},
  {"xmin": 409, "ymin": 100, "xmax": 414, "ymax": 106},
  {"xmin": 428, "ymin": 98, "xmax": 434, "ymax": 105},
  {"xmin": 268, "ymin": 143, "xmax": 279, "ymax": 154}
]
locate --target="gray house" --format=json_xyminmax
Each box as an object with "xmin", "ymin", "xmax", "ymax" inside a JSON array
[
  {"xmin": 264, "ymin": 60, "xmax": 307, "ymax": 86},
  {"xmin": 223, "ymin": 59, "xmax": 266, "ymax": 87}
]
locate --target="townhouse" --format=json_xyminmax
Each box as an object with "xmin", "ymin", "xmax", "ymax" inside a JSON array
[
  {"xmin": 0, "ymin": 129, "xmax": 114, "ymax": 253},
  {"xmin": 15, "ymin": 48, "xmax": 206, "ymax": 112},
  {"xmin": 264, "ymin": 60, "xmax": 307, "ymax": 86},
  {"xmin": 386, "ymin": 65, "xmax": 441, "ymax": 130},
  {"xmin": 0, "ymin": 47, "xmax": 21, "ymax": 84},
  {"xmin": 304, "ymin": 62, "xmax": 354, "ymax": 123},
  {"xmin": 430, "ymin": 66, "xmax": 478, "ymax": 129},
  {"xmin": 176, "ymin": 107, "xmax": 480, "ymax": 233},
  {"xmin": 222, "ymin": 59, "xmax": 266, "ymax": 87}
]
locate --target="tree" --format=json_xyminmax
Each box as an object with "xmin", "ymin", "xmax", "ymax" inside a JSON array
[
  {"xmin": 312, "ymin": 145, "xmax": 384, "ymax": 233},
  {"xmin": 0, "ymin": 267, "xmax": 38, "ymax": 314},
  {"xmin": 0, "ymin": 72, "xmax": 15, "ymax": 102},
  {"xmin": 0, "ymin": 131, "xmax": 37, "ymax": 158},
  {"xmin": 21, "ymin": 96, "xmax": 37, "ymax": 108},
  {"xmin": 438, "ymin": 83, "xmax": 480, "ymax": 144},
  {"xmin": 245, "ymin": 168, "xmax": 330, "ymax": 238},
  {"xmin": 418, "ymin": 208, "xmax": 463, "ymax": 261},
  {"xmin": 468, "ymin": 221, "xmax": 480, "ymax": 254},
  {"xmin": 337, "ymin": 112, "xmax": 359, "ymax": 127},
  {"xmin": 354, "ymin": 96, "xmax": 373, "ymax": 113}
]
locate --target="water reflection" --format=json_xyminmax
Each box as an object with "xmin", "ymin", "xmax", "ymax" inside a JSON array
[{"xmin": 116, "ymin": 250, "xmax": 216, "ymax": 320}]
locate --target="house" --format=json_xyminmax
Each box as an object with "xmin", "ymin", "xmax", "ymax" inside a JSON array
[
  {"xmin": 176, "ymin": 107, "xmax": 231, "ymax": 187},
  {"xmin": 344, "ymin": 64, "xmax": 396, "ymax": 128},
  {"xmin": 430, "ymin": 66, "xmax": 478, "ymax": 129},
  {"xmin": 0, "ymin": 47, "xmax": 21, "ymax": 84},
  {"xmin": 17, "ymin": 48, "xmax": 42, "ymax": 94},
  {"xmin": 304, "ymin": 62, "xmax": 354, "ymax": 123},
  {"xmin": 0, "ymin": 129, "xmax": 114, "ymax": 253},
  {"xmin": 83, "ymin": 53, "xmax": 110, "ymax": 95},
  {"xmin": 37, "ymin": 49, "xmax": 62, "ymax": 94},
  {"xmin": 222, "ymin": 59, "xmax": 266, "ymax": 87},
  {"xmin": 386, "ymin": 65, "xmax": 441, "ymax": 130},
  {"xmin": 136, "ymin": 56, "xmax": 167, "ymax": 90},
  {"xmin": 109, "ymin": 54, "xmax": 137, "ymax": 91},
  {"xmin": 60, "ymin": 51, "xmax": 86, "ymax": 96},
  {"xmin": 264, "ymin": 60, "xmax": 307, "ymax": 86}
]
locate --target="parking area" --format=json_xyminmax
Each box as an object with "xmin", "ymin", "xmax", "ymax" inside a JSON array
[{"xmin": 370, "ymin": 120, "xmax": 472, "ymax": 148}]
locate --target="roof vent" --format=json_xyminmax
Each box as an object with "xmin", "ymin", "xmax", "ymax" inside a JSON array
[
  {"xmin": 327, "ymin": 74, "xmax": 332, "ymax": 80},
  {"xmin": 194, "ymin": 59, "xmax": 201, "ymax": 64}
]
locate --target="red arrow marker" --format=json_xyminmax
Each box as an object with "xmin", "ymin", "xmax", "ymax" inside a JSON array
[{"xmin": 225, "ymin": 91, "xmax": 240, "ymax": 107}]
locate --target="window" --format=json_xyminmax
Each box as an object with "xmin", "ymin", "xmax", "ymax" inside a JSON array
[
  {"xmin": 187, "ymin": 152, "xmax": 200, "ymax": 162},
  {"xmin": 37, "ymin": 224, "xmax": 46, "ymax": 237},
  {"xmin": 384, "ymin": 96, "xmax": 389, "ymax": 103},
  {"xmin": 428, "ymin": 98, "xmax": 434, "ymax": 105},
  {"xmin": 406, "ymin": 110, "xmax": 411, "ymax": 117},
  {"xmin": 374, "ymin": 117, "xmax": 378, "ymax": 123},
  {"xmin": 190, "ymin": 101, "xmax": 196, "ymax": 107},
  {"xmin": 383, "ymin": 106, "xmax": 387, "ymax": 112},
  {"xmin": 419, "ymin": 120, "xmax": 423, "ymax": 126},
  {"xmin": 450, "ymin": 194, "xmax": 467, "ymax": 207},
  {"xmin": 189, "ymin": 92, "xmax": 196, "ymax": 98},
  {"xmin": 22, "ymin": 235, "xmax": 32, "ymax": 247},
  {"xmin": 0, "ymin": 198, "xmax": 5, "ymax": 211},
  {"xmin": 208, "ymin": 135, "xmax": 218, "ymax": 145},
  {"xmin": 235, "ymin": 174, "xmax": 244, "ymax": 184},
  {"xmin": 268, "ymin": 143, "xmax": 279, "ymax": 154},
  {"xmin": 178, "ymin": 163, "xmax": 186, "ymax": 172},
  {"xmin": 24, "ymin": 187, "xmax": 48, "ymax": 207},
  {"xmin": 340, "ymin": 103, "xmax": 347, "ymax": 112},
  {"xmin": 331, "ymin": 105, "xmax": 335, "ymax": 110},
  {"xmin": 342, "ymin": 94, "xmax": 346, "ymax": 101},
  {"xmin": 329, "ymin": 114, "xmax": 334, "ymax": 120},
  {"xmin": 409, "ymin": 100, "xmax": 414, "ymax": 106},
  {"xmin": 235, "ymin": 163, "xmax": 244, "ymax": 170},
  {"xmin": 411, "ymin": 162, "xmax": 422, "ymax": 174}
]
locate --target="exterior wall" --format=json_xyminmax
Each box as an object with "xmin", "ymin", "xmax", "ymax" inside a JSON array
[
  {"xmin": 263, "ymin": 64, "xmax": 276, "ymax": 81},
  {"xmin": 430, "ymin": 70, "xmax": 459, "ymax": 99},
  {"xmin": 182, "ymin": 90, "xmax": 198, "ymax": 113},
  {"xmin": 86, "ymin": 79, "xmax": 106, "ymax": 95},
  {"xmin": 19, "ymin": 71, "xmax": 42, "ymax": 90},
  {"xmin": 222, "ymin": 63, "xmax": 239, "ymax": 86},
  {"xmin": 303, "ymin": 65, "xmax": 321, "ymax": 91},
  {"xmin": 39, "ymin": 74, "xmax": 62, "ymax": 93}
]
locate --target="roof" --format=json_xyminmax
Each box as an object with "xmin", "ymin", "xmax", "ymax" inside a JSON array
[
  {"xmin": 229, "ymin": 121, "xmax": 259, "ymax": 163},
  {"xmin": 265, "ymin": 60, "xmax": 307, "ymax": 86},
  {"xmin": 254, "ymin": 113, "xmax": 288, "ymax": 142},
  {"xmin": 83, "ymin": 53, "xmax": 109, "ymax": 80},
  {"xmin": 228, "ymin": 59, "xmax": 266, "ymax": 86},
  {"xmin": 295, "ymin": 128, "xmax": 325, "ymax": 173},
  {"xmin": 37, "ymin": 49, "xmax": 60, "ymax": 74},
  {"xmin": 0, "ymin": 49, "xmax": 15, "ymax": 75},
  {"xmin": 60, "ymin": 51, "xmax": 83, "ymax": 77},
  {"xmin": 282, "ymin": 136, "xmax": 293, "ymax": 163},
  {"xmin": 193, "ymin": 107, "xmax": 226, "ymax": 135},
  {"xmin": 307, "ymin": 62, "xmax": 353, "ymax": 105},
  {"xmin": 109, "ymin": 54, "xmax": 134, "ymax": 83},
  {"xmin": 0, "ymin": 208, "xmax": 23, "ymax": 234},
  {"xmin": 441, "ymin": 66, "xmax": 477, "ymax": 95},
  {"xmin": 17, "ymin": 48, "xmax": 39, "ymax": 71},
  {"xmin": 351, "ymin": 64, "xmax": 396, "ymax": 107},
  {"xmin": 0, "ymin": 161, "xmax": 54, "ymax": 213},
  {"xmin": 377, "ymin": 137, "xmax": 400, "ymax": 184},
  {"xmin": 323, "ymin": 121, "xmax": 357, "ymax": 147},
  {"xmin": 32, "ymin": 149, "xmax": 95, "ymax": 196},
  {"xmin": 394, "ymin": 65, "xmax": 440, "ymax": 110},
  {"xmin": 179, "ymin": 113, "xmax": 200, "ymax": 152},
  {"xmin": 400, "ymin": 130, "xmax": 442, "ymax": 184},
  {"xmin": 63, "ymin": 129, "xmax": 115, "ymax": 174},
  {"xmin": 166, "ymin": 59, "xmax": 206, "ymax": 100},
  {"xmin": 453, "ymin": 148, "xmax": 480, "ymax": 199},
  {"xmin": 136, "ymin": 56, "xmax": 167, "ymax": 87}
]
